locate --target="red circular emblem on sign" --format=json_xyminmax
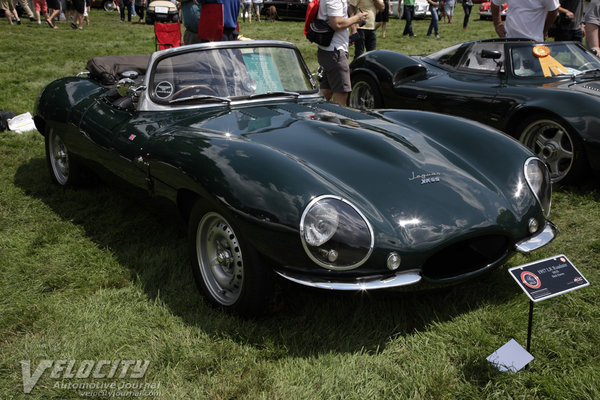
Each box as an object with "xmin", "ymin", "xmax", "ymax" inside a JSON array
[{"xmin": 521, "ymin": 271, "xmax": 541, "ymax": 289}]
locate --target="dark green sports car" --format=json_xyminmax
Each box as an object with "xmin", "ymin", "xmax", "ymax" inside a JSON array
[
  {"xmin": 34, "ymin": 41, "xmax": 556, "ymax": 316},
  {"xmin": 350, "ymin": 39, "xmax": 600, "ymax": 184}
]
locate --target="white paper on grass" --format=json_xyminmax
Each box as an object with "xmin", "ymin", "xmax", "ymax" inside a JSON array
[
  {"xmin": 487, "ymin": 339, "xmax": 534, "ymax": 372},
  {"xmin": 8, "ymin": 112, "xmax": 36, "ymax": 133}
]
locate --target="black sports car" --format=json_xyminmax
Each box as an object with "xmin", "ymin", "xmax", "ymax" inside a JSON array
[{"xmin": 349, "ymin": 39, "xmax": 600, "ymax": 184}]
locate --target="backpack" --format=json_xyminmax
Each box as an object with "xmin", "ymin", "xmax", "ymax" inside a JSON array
[{"xmin": 303, "ymin": 0, "xmax": 320, "ymax": 37}]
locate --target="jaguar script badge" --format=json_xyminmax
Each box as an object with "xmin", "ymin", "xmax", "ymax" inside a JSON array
[{"xmin": 409, "ymin": 171, "xmax": 441, "ymax": 185}]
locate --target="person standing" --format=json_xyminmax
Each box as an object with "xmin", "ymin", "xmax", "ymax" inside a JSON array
[
  {"xmin": 462, "ymin": 0, "xmax": 473, "ymax": 29},
  {"xmin": 403, "ymin": 0, "xmax": 415, "ymax": 37},
  {"xmin": 374, "ymin": 0, "xmax": 390, "ymax": 38},
  {"xmin": 443, "ymin": 0, "xmax": 454, "ymax": 24},
  {"xmin": 134, "ymin": 0, "xmax": 145, "ymax": 23},
  {"xmin": 253, "ymin": 0, "xmax": 262, "ymax": 22},
  {"xmin": 197, "ymin": 0, "xmax": 240, "ymax": 41},
  {"xmin": 492, "ymin": 0, "xmax": 559, "ymax": 42},
  {"xmin": 316, "ymin": 0, "xmax": 367, "ymax": 105},
  {"xmin": 350, "ymin": 0, "xmax": 384, "ymax": 59},
  {"xmin": 181, "ymin": 0, "xmax": 201, "ymax": 44},
  {"xmin": 1, "ymin": 0, "xmax": 20, "ymax": 24},
  {"xmin": 71, "ymin": 0, "xmax": 84, "ymax": 27},
  {"xmin": 426, "ymin": 0, "xmax": 439, "ymax": 37},
  {"xmin": 33, "ymin": 0, "xmax": 55, "ymax": 27},
  {"xmin": 584, "ymin": 0, "xmax": 600, "ymax": 54},
  {"xmin": 552, "ymin": 0, "xmax": 584, "ymax": 42},
  {"xmin": 241, "ymin": 0, "xmax": 252, "ymax": 23},
  {"xmin": 120, "ymin": 0, "xmax": 132, "ymax": 22}
]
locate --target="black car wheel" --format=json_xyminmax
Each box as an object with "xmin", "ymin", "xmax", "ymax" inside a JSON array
[
  {"xmin": 349, "ymin": 75, "xmax": 383, "ymax": 109},
  {"xmin": 518, "ymin": 115, "xmax": 585, "ymax": 184},
  {"xmin": 45, "ymin": 128, "xmax": 83, "ymax": 186},
  {"xmin": 188, "ymin": 202, "xmax": 274, "ymax": 317}
]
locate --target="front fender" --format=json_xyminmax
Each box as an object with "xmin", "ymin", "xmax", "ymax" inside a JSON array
[{"xmin": 351, "ymin": 50, "xmax": 427, "ymax": 85}]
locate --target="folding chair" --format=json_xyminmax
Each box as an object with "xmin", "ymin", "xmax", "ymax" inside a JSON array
[{"xmin": 155, "ymin": 22, "xmax": 183, "ymax": 51}]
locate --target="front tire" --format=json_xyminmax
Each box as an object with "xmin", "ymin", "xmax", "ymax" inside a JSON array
[
  {"xmin": 517, "ymin": 114, "xmax": 585, "ymax": 184},
  {"xmin": 188, "ymin": 202, "xmax": 274, "ymax": 317},
  {"xmin": 349, "ymin": 74, "xmax": 383, "ymax": 109}
]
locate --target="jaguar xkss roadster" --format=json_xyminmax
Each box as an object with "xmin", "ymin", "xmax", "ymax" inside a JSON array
[{"xmin": 35, "ymin": 41, "xmax": 556, "ymax": 316}]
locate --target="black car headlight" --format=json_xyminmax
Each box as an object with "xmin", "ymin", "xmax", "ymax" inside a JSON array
[
  {"xmin": 524, "ymin": 157, "xmax": 552, "ymax": 218},
  {"xmin": 300, "ymin": 195, "xmax": 374, "ymax": 270}
]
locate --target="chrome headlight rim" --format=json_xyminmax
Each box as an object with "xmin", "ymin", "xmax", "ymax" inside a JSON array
[
  {"xmin": 524, "ymin": 157, "xmax": 552, "ymax": 218},
  {"xmin": 300, "ymin": 195, "xmax": 375, "ymax": 271}
]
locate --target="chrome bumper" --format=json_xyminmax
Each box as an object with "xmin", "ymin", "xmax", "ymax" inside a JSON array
[
  {"xmin": 515, "ymin": 221, "xmax": 557, "ymax": 253},
  {"xmin": 275, "ymin": 269, "xmax": 422, "ymax": 291}
]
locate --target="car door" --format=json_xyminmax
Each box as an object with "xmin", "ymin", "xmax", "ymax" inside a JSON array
[
  {"xmin": 77, "ymin": 94, "xmax": 154, "ymax": 192},
  {"xmin": 390, "ymin": 42, "xmax": 508, "ymax": 130}
]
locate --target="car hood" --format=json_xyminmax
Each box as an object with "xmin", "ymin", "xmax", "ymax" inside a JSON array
[{"xmin": 176, "ymin": 101, "xmax": 537, "ymax": 249}]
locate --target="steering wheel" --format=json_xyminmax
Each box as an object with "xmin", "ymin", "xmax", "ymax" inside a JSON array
[{"xmin": 171, "ymin": 85, "xmax": 219, "ymax": 100}]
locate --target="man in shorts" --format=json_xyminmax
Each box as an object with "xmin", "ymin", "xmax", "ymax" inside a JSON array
[
  {"xmin": 492, "ymin": 0, "xmax": 559, "ymax": 42},
  {"xmin": 1, "ymin": 0, "xmax": 20, "ymax": 24},
  {"xmin": 317, "ymin": 0, "xmax": 367, "ymax": 106}
]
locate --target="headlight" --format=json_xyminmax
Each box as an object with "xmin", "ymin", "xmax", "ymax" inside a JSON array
[
  {"xmin": 524, "ymin": 157, "xmax": 552, "ymax": 218},
  {"xmin": 300, "ymin": 195, "xmax": 374, "ymax": 270}
]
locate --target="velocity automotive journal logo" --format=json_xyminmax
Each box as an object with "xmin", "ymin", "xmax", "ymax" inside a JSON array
[{"xmin": 20, "ymin": 359, "xmax": 157, "ymax": 395}]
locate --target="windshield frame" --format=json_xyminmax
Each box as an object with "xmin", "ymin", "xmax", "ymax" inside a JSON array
[
  {"xmin": 138, "ymin": 41, "xmax": 320, "ymax": 112},
  {"xmin": 508, "ymin": 41, "xmax": 600, "ymax": 80}
]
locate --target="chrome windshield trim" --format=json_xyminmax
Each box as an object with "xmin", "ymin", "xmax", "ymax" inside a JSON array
[
  {"xmin": 515, "ymin": 221, "xmax": 557, "ymax": 253},
  {"xmin": 275, "ymin": 269, "xmax": 422, "ymax": 291}
]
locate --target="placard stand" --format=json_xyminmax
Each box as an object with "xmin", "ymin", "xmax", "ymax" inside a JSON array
[{"xmin": 526, "ymin": 300, "xmax": 534, "ymax": 353}]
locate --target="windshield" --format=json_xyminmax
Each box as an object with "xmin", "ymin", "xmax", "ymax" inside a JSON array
[
  {"xmin": 511, "ymin": 42, "xmax": 600, "ymax": 78},
  {"xmin": 149, "ymin": 45, "xmax": 318, "ymax": 104}
]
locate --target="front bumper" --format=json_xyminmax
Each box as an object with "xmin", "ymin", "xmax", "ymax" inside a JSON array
[
  {"xmin": 515, "ymin": 221, "xmax": 557, "ymax": 253},
  {"xmin": 276, "ymin": 221, "xmax": 557, "ymax": 291}
]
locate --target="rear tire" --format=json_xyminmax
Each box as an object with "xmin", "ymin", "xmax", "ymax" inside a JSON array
[
  {"xmin": 349, "ymin": 74, "xmax": 383, "ymax": 109},
  {"xmin": 45, "ymin": 127, "xmax": 84, "ymax": 187},
  {"xmin": 188, "ymin": 201, "xmax": 275, "ymax": 317},
  {"xmin": 517, "ymin": 114, "xmax": 585, "ymax": 184}
]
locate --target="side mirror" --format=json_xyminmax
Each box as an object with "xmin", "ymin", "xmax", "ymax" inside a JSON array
[{"xmin": 481, "ymin": 49, "xmax": 502, "ymax": 60}]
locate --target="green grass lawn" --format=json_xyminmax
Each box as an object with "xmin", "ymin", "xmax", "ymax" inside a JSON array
[{"xmin": 1, "ymin": 9, "xmax": 599, "ymax": 400}]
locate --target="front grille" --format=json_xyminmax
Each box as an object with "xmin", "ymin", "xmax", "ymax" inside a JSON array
[{"xmin": 421, "ymin": 235, "xmax": 510, "ymax": 281}]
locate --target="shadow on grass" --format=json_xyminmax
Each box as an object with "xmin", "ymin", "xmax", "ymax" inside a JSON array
[{"xmin": 15, "ymin": 157, "xmax": 527, "ymax": 357}]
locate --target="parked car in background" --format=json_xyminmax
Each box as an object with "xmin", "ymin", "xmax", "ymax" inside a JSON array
[
  {"xmin": 391, "ymin": 0, "xmax": 431, "ymax": 19},
  {"xmin": 262, "ymin": 0, "xmax": 308, "ymax": 21},
  {"xmin": 479, "ymin": 1, "xmax": 507, "ymax": 20},
  {"xmin": 349, "ymin": 38, "xmax": 600, "ymax": 184},
  {"xmin": 35, "ymin": 40, "xmax": 556, "ymax": 316},
  {"xmin": 91, "ymin": 0, "xmax": 116, "ymax": 11}
]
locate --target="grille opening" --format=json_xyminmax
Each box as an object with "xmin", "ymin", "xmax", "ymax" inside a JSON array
[{"xmin": 422, "ymin": 235, "xmax": 510, "ymax": 281}]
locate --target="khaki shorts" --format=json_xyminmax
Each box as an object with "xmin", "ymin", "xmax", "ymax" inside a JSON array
[
  {"xmin": 317, "ymin": 48, "xmax": 351, "ymax": 94},
  {"xmin": 0, "ymin": 0, "xmax": 15, "ymax": 11}
]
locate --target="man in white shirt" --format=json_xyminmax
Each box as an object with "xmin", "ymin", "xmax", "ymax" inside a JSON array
[
  {"xmin": 317, "ymin": 0, "xmax": 367, "ymax": 106},
  {"xmin": 492, "ymin": 0, "xmax": 559, "ymax": 42}
]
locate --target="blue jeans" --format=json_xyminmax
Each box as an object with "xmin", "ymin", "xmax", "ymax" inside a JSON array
[
  {"xmin": 427, "ymin": 5, "xmax": 438, "ymax": 36},
  {"xmin": 354, "ymin": 29, "xmax": 377, "ymax": 59},
  {"xmin": 462, "ymin": 3, "xmax": 472, "ymax": 28},
  {"xmin": 403, "ymin": 5, "xmax": 414, "ymax": 36}
]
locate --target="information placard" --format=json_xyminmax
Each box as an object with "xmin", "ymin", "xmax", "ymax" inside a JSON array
[{"xmin": 508, "ymin": 254, "xmax": 589, "ymax": 302}]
